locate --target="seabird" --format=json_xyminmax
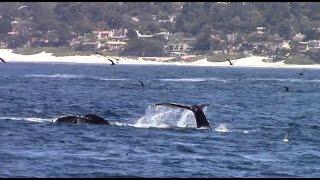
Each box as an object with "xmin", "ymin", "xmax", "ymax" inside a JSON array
[
  {"xmin": 283, "ymin": 132, "xmax": 289, "ymax": 143},
  {"xmin": 136, "ymin": 79, "xmax": 144, "ymax": 87},
  {"xmin": 299, "ymin": 69, "xmax": 306, "ymax": 76},
  {"xmin": 227, "ymin": 59, "xmax": 237, "ymax": 65},
  {"xmin": 18, "ymin": 5, "xmax": 28, "ymax": 9},
  {"xmin": 0, "ymin": 58, "xmax": 7, "ymax": 63},
  {"xmin": 285, "ymin": 87, "xmax": 289, "ymax": 92},
  {"xmin": 107, "ymin": 58, "xmax": 115, "ymax": 65}
]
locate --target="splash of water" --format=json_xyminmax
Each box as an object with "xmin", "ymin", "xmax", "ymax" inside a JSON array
[{"xmin": 134, "ymin": 105, "xmax": 199, "ymax": 128}]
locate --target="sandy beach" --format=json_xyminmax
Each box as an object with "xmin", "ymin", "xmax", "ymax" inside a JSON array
[{"xmin": 1, "ymin": 48, "xmax": 320, "ymax": 69}]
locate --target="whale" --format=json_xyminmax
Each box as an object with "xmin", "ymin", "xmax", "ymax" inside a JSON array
[
  {"xmin": 55, "ymin": 114, "xmax": 110, "ymax": 125},
  {"xmin": 153, "ymin": 103, "xmax": 211, "ymax": 129}
]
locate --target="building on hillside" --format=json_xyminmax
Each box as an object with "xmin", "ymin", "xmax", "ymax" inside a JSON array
[
  {"xmin": 166, "ymin": 43, "xmax": 191, "ymax": 52},
  {"xmin": 135, "ymin": 30, "xmax": 153, "ymax": 38},
  {"xmin": 111, "ymin": 29, "xmax": 127, "ymax": 38},
  {"xmin": 103, "ymin": 41, "xmax": 127, "ymax": 51},
  {"xmin": 256, "ymin": 27, "xmax": 266, "ymax": 34},
  {"xmin": 0, "ymin": 42, "xmax": 8, "ymax": 48},
  {"xmin": 81, "ymin": 41, "xmax": 102, "ymax": 50},
  {"xmin": 292, "ymin": 33, "xmax": 305, "ymax": 41},
  {"xmin": 296, "ymin": 41, "xmax": 309, "ymax": 53},
  {"xmin": 92, "ymin": 30, "xmax": 113, "ymax": 40}
]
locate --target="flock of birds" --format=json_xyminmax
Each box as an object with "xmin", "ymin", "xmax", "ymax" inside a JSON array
[{"xmin": 1, "ymin": 55, "xmax": 309, "ymax": 143}]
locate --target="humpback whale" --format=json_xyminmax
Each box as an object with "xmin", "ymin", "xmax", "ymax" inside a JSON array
[
  {"xmin": 153, "ymin": 103, "xmax": 211, "ymax": 129},
  {"xmin": 55, "ymin": 114, "xmax": 110, "ymax": 125}
]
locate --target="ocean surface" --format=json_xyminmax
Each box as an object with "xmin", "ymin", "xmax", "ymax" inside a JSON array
[{"xmin": 1, "ymin": 63, "xmax": 320, "ymax": 177}]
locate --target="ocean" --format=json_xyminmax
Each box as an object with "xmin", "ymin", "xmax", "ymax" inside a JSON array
[{"xmin": 1, "ymin": 63, "xmax": 320, "ymax": 177}]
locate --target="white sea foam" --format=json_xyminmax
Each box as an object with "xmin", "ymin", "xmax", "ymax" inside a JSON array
[
  {"xmin": 25, "ymin": 74, "xmax": 129, "ymax": 81},
  {"xmin": 159, "ymin": 77, "xmax": 228, "ymax": 83},
  {"xmin": 25, "ymin": 74, "xmax": 84, "ymax": 79},
  {"xmin": 133, "ymin": 105, "xmax": 198, "ymax": 128},
  {"xmin": 215, "ymin": 123, "xmax": 230, "ymax": 133},
  {"xmin": 246, "ymin": 77, "xmax": 320, "ymax": 83},
  {"xmin": 0, "ymin": 116, "xmax": 54, "ymax": 122}
]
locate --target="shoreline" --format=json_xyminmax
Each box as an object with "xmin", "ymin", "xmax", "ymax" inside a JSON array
[{"xmin": 1, "ymin": 49, "xmax": 320, "ymax": 69}]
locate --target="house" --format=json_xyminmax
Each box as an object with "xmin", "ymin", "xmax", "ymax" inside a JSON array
[
  {"xmin": 131, "ymin": 16, "xmax": 140, "ymax": 22},
  {"xmin": 104, "ymin": 41, "xmax": 126, "ymax": 51},
  {"xmin": 280, "ymin": 41, "xmax": 291, "ymax": 49},
  {"xmin": 167, "ymin": 43, "xmax": 190, "ymax": 52},
  {"xmin": 296, "ymin": 41, "xmax": 309, "ymax": 53},
  {"xmin": 70, "ymin": 38, "xmax": 81, "ymax": 46},
  {"xmin": 81, "ymin": 41, "xmax": 102, "ymax": 50},
  {"xmin": 292, "ymin": 33, "xmax": 305, "ymax": 41},
  {"xmin": 307, "ymin": 40, "xmax": 320, "ymax": 50},
  {"xmin": 92, "ymin": 30, "xmax": 113, "ymax": 40},
  {"xmin": 256, "ymin": 27, "xmax": 266, "ymax": 34},
  {"xmin": 0, "ymin": 42, "xmax": 8, "ymax": 48},
  {"xmin": 226, "ymin": 34, "xmax": 235, "ymax": 43},
  {"xmin": 135, "ymin": 30, "xmax": 153, "ymax": 38},
  {"xmin": 111, "ymin": 29, "xmax": 127, "ymax": 38},
  {"xmin": 7, "ymin": 28, "xmax": 19, "ymax": 36},
  {"xmin": 155, "ymin": 31, "xmax": 170, "ymax": 40}
]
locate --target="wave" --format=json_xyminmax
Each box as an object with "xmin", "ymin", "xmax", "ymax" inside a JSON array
[
  {"xmin": 132, "ymin": 105, "xmax": 198, "ymax": 129},
  {"xmin": 25, "ymin": 74, "xmax": 84, "ymax": 79},
  {"xmin": 0, "ymin": 116, "xmax": 54, "ymax": 122},
  {"xmin": 158, "ymin": 77, "xmax": 229, "ymax": 83},
  {"xmin": 25, "ymin": 74, "xmax": 129, "ymax": 81},
  {"xmin": 246, "ymin": 77, "xmax": 320, "ymax": 83}
]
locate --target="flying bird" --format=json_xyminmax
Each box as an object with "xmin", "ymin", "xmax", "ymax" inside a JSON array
[
  {"xmin": 0, "ymin": 57, "xmax": 7, "ymax": 63},
  {"xmin": 285, "ymin": 86, "xmax": 289, "ymax": 92},
  {"xmin": 18, "ymin": 5, "xmax": 28, "ymax": 9},
  {"xmin": 107, "ymin": 58, "xmax": 115, "ymax": 65},
  {"xmin": 227, "ymin": 59, "xmax": 237, "ymax": 65},
  {"xmin": 299, "ymin": 69, "xmax": 307, "ymax": 76},
  {"xmin": 283, "ymin": 132, "xmax": 289, "ymax": 143},
  {"xmin": 137, "ymin": 80, "xmax": 144, "ymax": 87}
]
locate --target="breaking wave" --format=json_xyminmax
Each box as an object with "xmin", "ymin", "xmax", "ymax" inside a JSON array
[
  {"xmin": 133, "ymin": 105, "xmax": 199, "ymax": 128},
  {"xmin": 25, "ymin": 74, "xmax": 128, "ymax": 81},
  {"xmin": 158, "ymin": 77, "xmax": 228, "ymax": 83}
]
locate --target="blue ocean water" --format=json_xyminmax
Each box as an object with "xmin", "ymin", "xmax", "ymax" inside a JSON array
[{"xmin": 0, "ymin": 63, "xmax": 320, "ymax": 177}]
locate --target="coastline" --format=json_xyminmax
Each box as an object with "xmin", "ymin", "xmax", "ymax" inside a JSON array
[{"xmin": 1, "ymin": 49, "xmax": 320, "ymax": 69}]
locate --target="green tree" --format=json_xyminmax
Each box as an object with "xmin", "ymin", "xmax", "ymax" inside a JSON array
[
  {"xmin": 127, "ymin": 28, "xmax": 138, "ymax": 38},
  {"xmin": 122, "ymin": 38, "xmax": 164, "ymax": 56},
  {"xmin": 194, "ymin": 29, "xmax": 211, "ymax": 52},
  {"xmin": 0, "ymin": 18, "xmax": 12, "ymax": 35}
]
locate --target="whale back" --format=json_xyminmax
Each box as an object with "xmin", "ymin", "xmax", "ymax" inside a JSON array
[
  {"xmin": 55, "ymin": 114, "xmax": 110, "ymax": 125},
  {"xmin": 84, "ymin": 114, "xmax": 110, "ymax": 125},
  {"xmin": 55, "ymin": 115, "xmax": 79, "ymax": 123}
]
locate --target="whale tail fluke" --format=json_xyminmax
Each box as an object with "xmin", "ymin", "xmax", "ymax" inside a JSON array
[
  {"xmin": 197, "ymin": 103, "xmax": 210, "ymax": 110},
  {"xmin": 153, "ymin": 102, "xmax": 209, "ymax": 112},
  {"xmin": 152, "ymin": 102, "xmax": 211, "ymax": 129}
]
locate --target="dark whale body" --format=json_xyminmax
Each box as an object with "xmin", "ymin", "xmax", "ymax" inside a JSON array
[
  {"xmin": 153, "ymin": 103, "xmax": 211, "ymax": 129},
  {"xmin": 55, "ymin": 114, "xmax": 110, "ymax": 125}
]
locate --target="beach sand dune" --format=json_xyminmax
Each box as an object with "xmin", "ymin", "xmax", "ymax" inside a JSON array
[{"xmin": 1, "ymin": 49, "xmax": 320, "ymax": 69}]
